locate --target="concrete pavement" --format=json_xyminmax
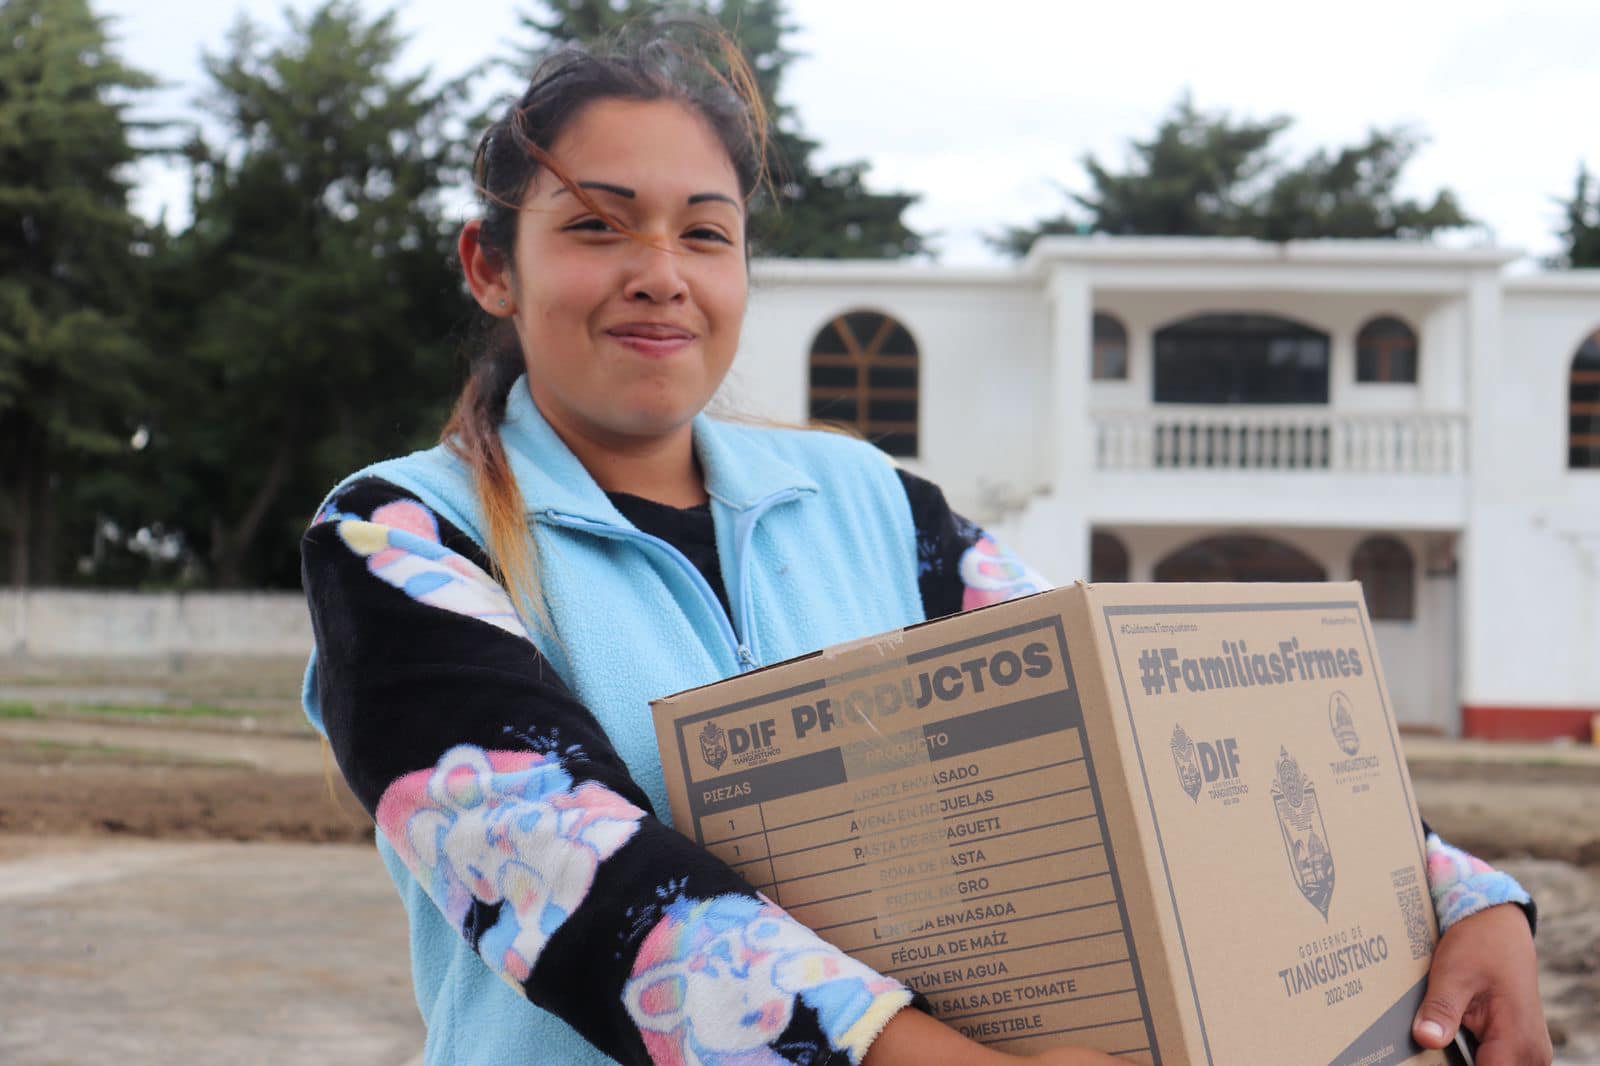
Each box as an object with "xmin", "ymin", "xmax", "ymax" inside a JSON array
[{"xmin": 0, "ymin": 836, "xmax": 423, "ymax": 1066}]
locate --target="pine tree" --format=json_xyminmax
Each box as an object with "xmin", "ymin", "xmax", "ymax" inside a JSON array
[
  {"xmin": 994, "ymin": 95, "xmax": 1472, "ymax": 256},
  {"xmin": 164, "ymin": 1, "xmax": 473, "ymax": 586},
  {"xmin": 515, "ymin": 0, "xmax": 924, "ymax": 258},
  {"xmin": 0, "ymin": 0, "xmax": 155, "ymax": 587},
  {"xmin": 1258, "ymin": 128, "xmax": 1471, "ymax": 242},
  {"xmin": 1552, "ymin": 163, "xmax": 1600, "ymax": 268}
]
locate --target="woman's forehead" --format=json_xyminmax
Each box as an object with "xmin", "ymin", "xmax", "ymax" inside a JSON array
[{"xmin": 540, "ymin": 98, "xmax": 741, "ymax": 203}]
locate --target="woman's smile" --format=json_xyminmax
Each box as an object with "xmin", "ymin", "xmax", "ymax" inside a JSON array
[{"xmin": 604, "ymin": 320, "xmax": 698, "ymax": 359}]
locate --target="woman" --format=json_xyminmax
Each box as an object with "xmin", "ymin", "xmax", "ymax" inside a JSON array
[{"xmin": 301, "ymin": 26, "xmax": 1550, "ymax": 1066}]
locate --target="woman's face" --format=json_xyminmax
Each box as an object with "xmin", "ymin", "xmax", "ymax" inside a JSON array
[{"xmin": 488, "ymin": 98, "xmax": 748, "ymax": 451}]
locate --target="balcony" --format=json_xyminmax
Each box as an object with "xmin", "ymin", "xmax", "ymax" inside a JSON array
[{"xmin": 1092, "ymin": 408, "xmax": 1467, "ymax": 475}]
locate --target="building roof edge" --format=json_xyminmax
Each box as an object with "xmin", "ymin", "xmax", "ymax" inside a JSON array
[
  {"xmin": 1504, "ymin": 270, "xmax": 1600, "ymax": 294},
  {"xmin": 750, "ymin": 259, "xmax": 1036, "ymax": 287},
  {"xmin": 1023, "ymin": 235, "xmax": 1522, "ymax": 269}
]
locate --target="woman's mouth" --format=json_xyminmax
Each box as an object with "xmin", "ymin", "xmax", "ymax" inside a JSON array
[{"xmin": 606, "ymin": 323, "xmax": 696, "ymax": 358}]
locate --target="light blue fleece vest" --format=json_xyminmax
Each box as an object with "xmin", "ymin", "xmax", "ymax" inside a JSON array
[{"xmin": 301, "ymin": 379, "xmax": 925, "ymax": 1065}]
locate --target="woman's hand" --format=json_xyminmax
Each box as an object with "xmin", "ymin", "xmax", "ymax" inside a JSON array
[
  {"xmin": 1411, "ymin": 902, "xmax": 1552, "ymax": 1065},
  {"xmin": 862, "ymin": 1007, "xmax": 1137, "ymax": 1066}
]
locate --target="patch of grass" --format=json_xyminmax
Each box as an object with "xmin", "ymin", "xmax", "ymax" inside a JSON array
[
  {"xmin": 0, "ymin": 701, "xmax": 38, "ymax": 719},
  {"xmin": 66, "ymin": 702, "xmax": 255, "ymax": 720},
  {"xmin": 7, "ymin": 738, "xmax": 250, "ymax": 769}
]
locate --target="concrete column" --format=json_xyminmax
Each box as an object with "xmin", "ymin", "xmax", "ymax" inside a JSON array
[
  {"xmin": 1420, "ymin": 569, "xmax": 1460, "ymax": 735},
  {"xmin": 1047, "ymin": 265, "xmax": 1093, "ymax": 581},
  {"xmin": 1457, "ymin": 271, "xmax": 1503, "ymax": 716}
]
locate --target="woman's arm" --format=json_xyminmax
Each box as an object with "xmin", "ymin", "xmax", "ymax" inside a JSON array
[
  {"xmin": 305, "ymin": 478, "xmax": 917, "ymax": 1065},
  {"xmin": 1412, "ymin": 830, "xmax": 1548, "ymax": 1064}
]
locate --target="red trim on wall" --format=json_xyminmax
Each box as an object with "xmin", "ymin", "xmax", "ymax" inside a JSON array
[{"xmin": 1461, "ymin": 705, "xmax": 1599, "ymax": 742}]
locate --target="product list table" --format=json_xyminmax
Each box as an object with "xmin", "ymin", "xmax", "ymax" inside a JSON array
[{"xmin": 694, "ymin": 694, "xmax": 1157, "ymax": 1057}]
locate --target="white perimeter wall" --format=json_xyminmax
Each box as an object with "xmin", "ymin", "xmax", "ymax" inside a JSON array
[{"xmin": 1, "ymin": 590, "xmax": 312, "ymax": 659}]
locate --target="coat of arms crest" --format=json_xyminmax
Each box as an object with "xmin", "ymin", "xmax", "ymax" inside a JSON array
[
  {"xmin": 699, "ymin": 722, "xmax": 729, "ymax": 770},
  {"xmin": 1328, "ymin": 691, "xmax": 1360, "ymax": 756},
  {"xmin": 1271, "ymin": 745, "xmax": 1335, "ymax": 919},
  {"xmin": 1170, "ymin": 724, "xmax": 1203, "ymax": 803}
]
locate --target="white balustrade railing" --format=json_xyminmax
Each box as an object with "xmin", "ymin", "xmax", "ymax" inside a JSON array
[{"xmin": 1092, "ymin": 408, "xmax": 1467, "ymax": 474}]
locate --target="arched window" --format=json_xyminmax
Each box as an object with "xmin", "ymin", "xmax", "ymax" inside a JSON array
[
  {"xmin": 1092, "ymin": 312, "xmax": 1128, "ymax": 381},
  {"xmin": 1154, "ymin": 535, "xmax": 1326, "ymax": 583},
  {"xmin": 808, "ymin": 310, "xmax": 919, "ymax": 457},
  {"xmin": 1154, "ymin": 313, "xmax": 1329, "ymax": 404},
  {"xmin": 1356, "ymin": 316, "xmax": 1419, "ymax": 384},
  {"xmin": 1351, "ymin": 536, "xmax": 1415, "ymax": 621},
  {"xmin": 1090, "ymin": 531, "xmax": 1129, "ymax": 583},
  {"xmin": 1571, "ymin": 329, "xmax": 1600, "ymax": 470}
]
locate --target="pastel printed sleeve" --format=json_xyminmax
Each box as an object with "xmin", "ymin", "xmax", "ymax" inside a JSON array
[
  {"xmin": 302, "ymin": 477, "xmax": 914, "ymax": 1064},
  {"xmin": 895, "ymin": 468, "xmax": 1051, "ymax": 620},
  {"xmin": 1424, "ymin": 831, "xmax": 1536, "ymax": 935}
]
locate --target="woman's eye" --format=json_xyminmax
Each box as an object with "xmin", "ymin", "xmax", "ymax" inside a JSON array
[
  {"xmin": 564, "ymin": 218, "xmax": 614, "ymax": 233},
  {"xmin": 686, "ymin": 227, "xmax": 732, "ymax": 244}
]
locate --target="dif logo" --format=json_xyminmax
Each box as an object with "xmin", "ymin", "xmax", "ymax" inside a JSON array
[
  {"xmin": 698, "ymin": 718, "xmax": 779, "ymax": 771},
  {"xmin": 1170, "ymin": 724, "xmax": 1242, "ymax": 803}
]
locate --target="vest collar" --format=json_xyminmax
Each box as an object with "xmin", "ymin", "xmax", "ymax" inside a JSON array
[{"xmin": 498, "ymin": 376, "xmax": 818, "ymax": 523}]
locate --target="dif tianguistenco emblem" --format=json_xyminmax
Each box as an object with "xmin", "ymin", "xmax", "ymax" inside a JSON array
[
  {"xmin": 698, "ymin": 722, "xmax": 729, "ymax": 770},
  {"xmin": 1171, "ymin": 725, "xmax": 1203, "ymax": 802},
  {"xmin": 1170, "ymin": 723, "xmax": 1244, "ymax": 804},
  {"xmin": 1272, "ymin": 746, "xmax": 1336, "ymax": 920},
  {"xmin": 1329, "ymin": 691, "xmax": 1360, "ymax": 756}
]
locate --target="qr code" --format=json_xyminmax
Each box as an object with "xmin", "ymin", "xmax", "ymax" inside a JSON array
[{"xmin": 1391, "ymin": 867, "xmax": 1434, "ymax": 961}]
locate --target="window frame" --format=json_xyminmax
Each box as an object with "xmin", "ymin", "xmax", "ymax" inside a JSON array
[
  {"xmin": 1351, "ymin": 536, "xmax": 1417, "ymax": 622},
  {"xmin": 1092, "ymin": 312, "xmax": 1129, "ymax": 382},
  {"xmin": 1355, "ymin": 315, "xmax": 1420, "ymax": 385},
  {"xmin": 807, "ymin": 309, "xmax": 921, "ymax": 458},
  {"xmin": 1152, "ymin": 534, "xmax": 1327, "ymax": 583},
  {"xmin": 1152, "ymin": 313, "xmax": 1331, "ymax": 405},
  {"xmin": 1090, "ymin": 530, "xmax": 1130, "ymax": 584},
  {"xmin": 1570, "ymin": 329, "xmax": 1600, "ymax": 470}
]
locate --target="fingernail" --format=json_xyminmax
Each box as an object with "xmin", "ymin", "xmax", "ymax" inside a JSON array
[{"xmin": 1416, "ymin": 1020, "xmax": 1446, "ymax": 1042}]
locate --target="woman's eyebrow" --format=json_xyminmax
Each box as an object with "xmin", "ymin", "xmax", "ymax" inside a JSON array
[
  {"xmin": 550, "ymin": 181, "xmax": 737, "ymax": 207},
  {"xmin": 553, "ymin": 180, "xmax": 636, "ymax": 200}
]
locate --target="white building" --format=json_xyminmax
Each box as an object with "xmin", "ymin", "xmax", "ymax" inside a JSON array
[{"xmin": 731, "ymin": 238, "xmax": 1600, "ymax": 740}]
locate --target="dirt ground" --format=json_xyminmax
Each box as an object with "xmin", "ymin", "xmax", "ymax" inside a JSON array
[{"xmin": 2, "ymin": 658, "xmax": 1597, "ymax": 1063}]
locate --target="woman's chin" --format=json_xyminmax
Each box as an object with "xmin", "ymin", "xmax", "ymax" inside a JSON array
[{"xmin": 598, "ymin": 402, "xmax": 704, "ymax": 444}]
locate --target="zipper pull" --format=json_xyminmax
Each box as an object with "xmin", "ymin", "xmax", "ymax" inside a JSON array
[{"xmin": 737, "ymin": 645, "xmax": 757, "ymax": 669}]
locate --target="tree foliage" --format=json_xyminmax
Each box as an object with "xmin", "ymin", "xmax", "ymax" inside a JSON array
[
  {"xmin": 994, "ymin": 95, "xmax": 1473, "ymax": 256},
  {"xmin": 516, "ymin": 0, "xmax": 923, "ymax": 258},
  {"xmin": 152, "ymin": 1, "xmax": 475, "ymax": 587},
  {"xmin": 1551, "ymin": 162, "xmax": 1600, "ymax": 268},
  {"xmin": 0, "ymin": 0, "xmax": 155, "ymax": 587}
]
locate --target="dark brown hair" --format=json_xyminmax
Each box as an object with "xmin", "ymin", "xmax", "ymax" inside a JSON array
[{"xmin": 441, "ymin": 21, "xmax": 770, "ymax": 630}]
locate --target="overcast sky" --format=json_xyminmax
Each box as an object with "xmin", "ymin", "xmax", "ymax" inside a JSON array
[{"xmin": 102, "ymin": 0, "xmax": 1599, "ymax": 266}]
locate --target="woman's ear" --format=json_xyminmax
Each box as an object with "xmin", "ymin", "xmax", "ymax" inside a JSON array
[{"xmin": 460, "ymin": 219, "xmax": 515, "ymax": 317}]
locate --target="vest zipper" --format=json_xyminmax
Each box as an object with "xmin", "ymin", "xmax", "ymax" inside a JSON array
[
  {"xmin": 538, "ymin": 509, "xmax": 752, "ymax": 672},
  {"xmin": 730, "ymin": 488, "xmax": 804, "ymax": 667}
]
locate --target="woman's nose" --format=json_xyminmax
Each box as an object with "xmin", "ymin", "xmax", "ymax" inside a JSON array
[{"xmin": 623, "ymin": 242, "xmax": 688, "ymax": 304}]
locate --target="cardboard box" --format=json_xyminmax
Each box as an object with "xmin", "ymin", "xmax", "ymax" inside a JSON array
[{"xmin": 652, "ymin": 583, "xmax": 1451, "ymax": 1065}]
